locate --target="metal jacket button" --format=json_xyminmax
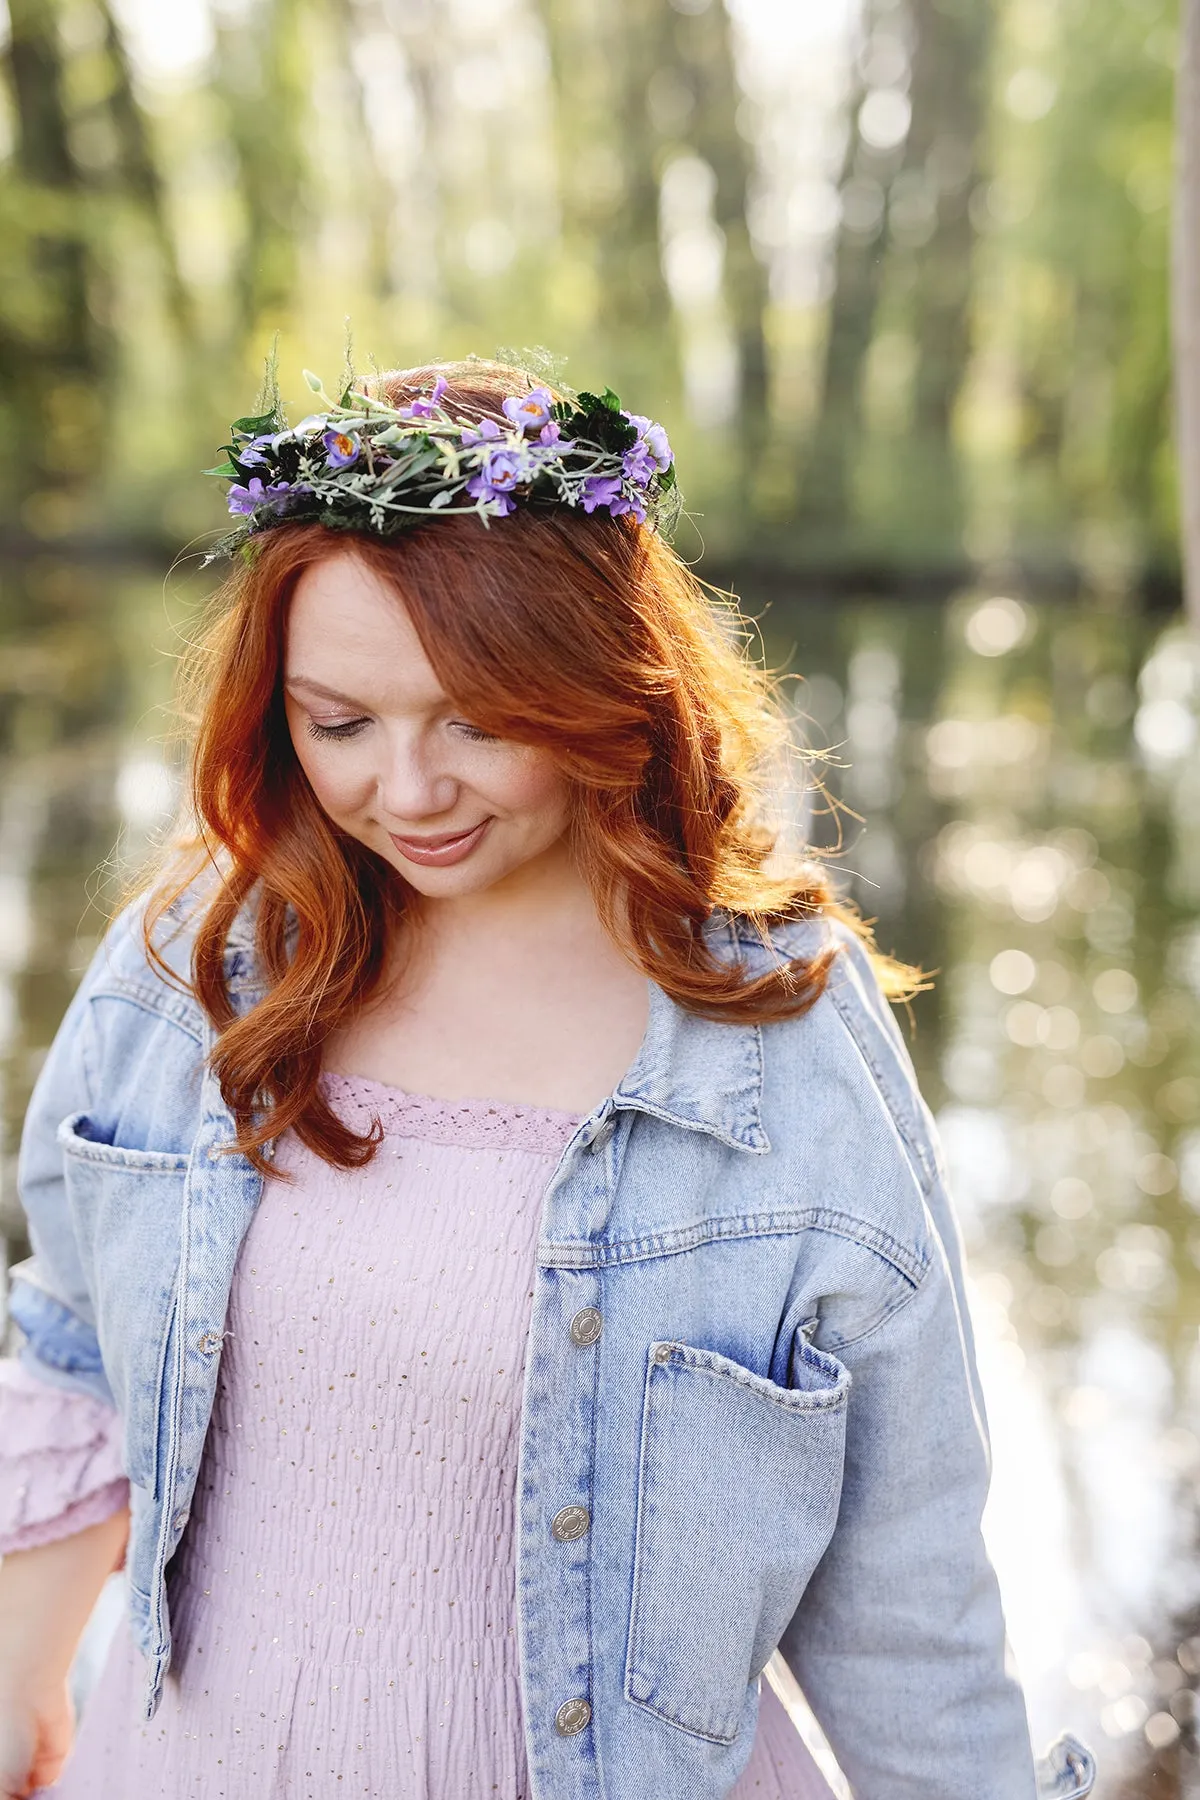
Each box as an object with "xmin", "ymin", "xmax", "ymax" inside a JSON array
[
  {"xmin": 569, "ymin": 1307, "xmax": 602, "ymax": 1347},
  {"xmin": 587, "ymin": 1117, "xmax": 614, "ymax": 1153},
  {"xmin": 555, "ymin": 1697, "xmax": 591, "ymax": 1736},
  {"xmin": 197, "ymin": 1331, "xmax": 222, "ymax": 1354},
  {"xmin": 551, "ymin": 1505, "xmax": 590, "ymax": 1542}
]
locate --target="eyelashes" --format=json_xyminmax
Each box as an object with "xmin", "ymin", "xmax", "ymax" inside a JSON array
[
  {"xmin": 303, "ymin": 718, "xmax": 498, "ymax": 745},
  {"xmin": 306, "ymin": 718, "xmax": 368, "ymax": 742}
]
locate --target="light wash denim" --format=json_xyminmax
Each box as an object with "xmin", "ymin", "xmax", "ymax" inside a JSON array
[{"xmin": 9, "ymin": 894, "xmax": 1095, "ymax": 1800}]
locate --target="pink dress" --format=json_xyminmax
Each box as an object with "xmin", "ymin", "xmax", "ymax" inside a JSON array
[{"xmin": 5, "ymin": 1076, "xmax": 831, "ymax": 1799}]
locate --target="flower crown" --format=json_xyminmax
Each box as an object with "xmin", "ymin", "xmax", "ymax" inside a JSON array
[{"xmin": 205, "ymin": 369, "xmax": 679, "ymax": 557}]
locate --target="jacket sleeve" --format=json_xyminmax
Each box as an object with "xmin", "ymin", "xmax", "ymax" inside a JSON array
[
  {"xmin": 9, "ymin": 927, "xmax": 122, "ymax": 1403},
  {"xmin": 776, "ymin": 929, "xmax": 1044, "ymax": 1800},
  {"xmin": 778, "ymin": 1189, "xmax": 1037, "ymax": 1800}
]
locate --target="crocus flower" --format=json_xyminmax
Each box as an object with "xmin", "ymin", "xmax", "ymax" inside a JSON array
[
  {"xmin": 323, "ymin": 428, "xmax": 360, "ymax": 469},
  {"xmin": 461, "ymin": 418, "xmax": 502, "ymax": 448},
  {"xmin": 608, "ymin": 489, "xmax": 648, "ymax": 523},
  {"xmin": 502, "ymin": 387, "xmax": 554, "ymax": 434},
  {"xmin": 466, "ymin": 444, "xmax": 524, "ymax": 514},
  {"xmin": 580, "ymin": 474, "xmax": 624, "ymax": 514},
  {"xmin": 622, "ymin": 441, "xmax": 659, "ymax": 487},
  {"xmin": 622, "ymin": 411, "xmax": 672, "ymax": 474},
  {"xmin": 227, "ymin": 478, "xmax": 296, "ymax": 516},
  {"xmin": 402, "ymin": 375, "xmax": 450, "ymax": 421},
  {"xmin": 537, "ymin": 420, "xmax": 573, "ymax": 450},
  {"xmin": 238, "ymin": 433, "xmax": 275, "ymax": 467}
]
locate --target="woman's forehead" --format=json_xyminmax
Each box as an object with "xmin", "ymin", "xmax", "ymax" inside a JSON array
[{"xmin": 285, "ymin": 554, "xmax": 446, "ymax": 702}]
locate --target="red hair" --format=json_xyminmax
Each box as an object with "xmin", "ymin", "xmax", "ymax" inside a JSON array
[{"xmin": 148, "ymin": 360, "xmax": 913, "ymax": 1171}]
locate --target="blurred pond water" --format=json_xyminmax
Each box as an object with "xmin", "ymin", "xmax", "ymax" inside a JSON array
[{"xmin": 0, "ymin": 565, "xmax": 1198, "ymax": 1795}]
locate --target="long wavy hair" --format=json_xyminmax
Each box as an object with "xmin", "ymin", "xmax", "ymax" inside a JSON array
[{"xmin": 147, "ymin": 359, "xmax": 914, "ymax": 1172}]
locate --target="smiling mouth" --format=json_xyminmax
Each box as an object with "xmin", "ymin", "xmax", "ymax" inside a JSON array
[{"xmin": 387, "ymin": 819, "xmax": 492, "ymax": 867}]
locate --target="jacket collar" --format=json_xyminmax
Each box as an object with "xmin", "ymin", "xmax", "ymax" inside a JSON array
[
  {"xmin": 615, "ymin": 915, "xmax": 769, "ymax": 1155},
  {"xmin": 221, "ymin": 895, "xmax": 769, "ymax": 1153}
]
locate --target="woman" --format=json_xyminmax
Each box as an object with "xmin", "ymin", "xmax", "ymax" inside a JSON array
[{"xmin": 0, "ymin": 361, "xmax": 1093, "ymax": 1800}]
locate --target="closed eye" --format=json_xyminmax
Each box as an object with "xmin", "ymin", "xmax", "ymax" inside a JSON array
[
  {"xmin": 452, "ymin": 721, "xmax": 499, "ymax": 743},
  {"xmin": 306, "ymin": 717, "xmax": 369, "ymax": 742}
]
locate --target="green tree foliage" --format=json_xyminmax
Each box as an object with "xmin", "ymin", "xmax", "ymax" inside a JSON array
[{"xmin": 0, "ymin": 0, "xmax": 1180, "ymax": 591}]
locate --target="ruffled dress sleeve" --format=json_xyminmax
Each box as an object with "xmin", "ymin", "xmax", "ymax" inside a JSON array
[{"xmin": 0, "ymin": 1359, "xmax": 129, "ymax": 1554}]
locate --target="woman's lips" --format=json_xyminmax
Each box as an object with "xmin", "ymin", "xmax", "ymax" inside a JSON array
[{"xmin": 387, "ymin": 818, "xmax": 491, "ymax": 867}]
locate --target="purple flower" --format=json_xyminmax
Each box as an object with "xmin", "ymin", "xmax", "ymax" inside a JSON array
[
  {"xmin": 238, "ymin": 433, "xmax": 275, "ymax": 467},
  {"xmin": 323, "ymin": 428, "xmax": 360, "ymax": 469},
  {"xmin": 402, "ymin": 375, "xmax": 450, "ymax": 421},
  {"xmin": 502, "ymin": 387, "xmax": 554, "ymax": 434},
  {"xmin": 644, "ymin": 422, "xmax": 672, "ymax": 469},
  {"xmin": 580, "ymin": 474, "xmax": 624, "ymax": 514},
  {"xmin": 622, "ymin": 441, "xmax": 659, "ymax": 487},
  {"xmin": 609, "ymin": 490, "xmax": 648, "ymax": 523},
  {"xmin": 466, "ymin": 444, "xmax": 525, "ymax": 514},
  {"xmin": 626, "ymin": 412, "xmax": 672, "ymax": 471},
  {"xmin": 537, "ymin": 420, "xmax": 572, "ymax": 449},
  {"xmin": 227, "ymin": 478, "xmax": 297, "ymax": 516},
  {"xmin": 461, "ymin": 417, "xmax": 502, "ymax": 448}
]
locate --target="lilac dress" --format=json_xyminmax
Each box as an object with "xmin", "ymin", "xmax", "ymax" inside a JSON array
[{"xmin": 4, "ymin": 1076, "xmax": 831, "ymax": 1799}]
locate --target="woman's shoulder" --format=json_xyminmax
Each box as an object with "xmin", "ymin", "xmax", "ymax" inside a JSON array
[
  {"xmin": 78, "ymin": 866, "xmax": 261, "ymax": 1041},
  {"xmin": 727, "ymin": 911, "xmax": 944, "ymax": 1204}
]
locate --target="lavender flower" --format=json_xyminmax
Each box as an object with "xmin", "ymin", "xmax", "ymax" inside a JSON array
[
  {"xmin": 503, "ymin": 387, "xmax": 554, "ymax": 434},
  {"xmin": 622, "ymin": 441, "xmax": 659, "ymax": 487},
  {"xmin": 323, "ymin": 429, "xmax": 360, "ymax": 469},
  {"xmin": 538, "ymin": 420, "xmax": 572, "ymax": 449},
  {"xmin": 466, "ymin": 444, "xmax": 524, "ymax": 514},
  {"xmin": 580, "ymin": 474, "xmax": 624, "ymax": 514},
  {"xmin": 461, "ymin": 418, "xmax": 502, "ymax": 448},
  {"xmin": 402, "ymin": 375, "xmax": 450, "ymax": 421},
  {"xmin": 238, "ymin": 433, "xmax": 275, "ymax": 467},
  {"xmin": 622, "ymin": 411, "xmax": 673, "ymax": 478},
  {"xmin": 227, "ymin": 478, "xmax": 296, "ymax": 516}
]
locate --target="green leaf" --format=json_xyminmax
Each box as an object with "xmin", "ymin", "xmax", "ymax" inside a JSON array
[
  {"xmin": 658, "ymin": 463, "xmax": 677, "ymax": 491},
  {"xmin": 231, "ymin": 411, "xmax": 279, "ymax": 437},
  {"xmin": 599, "ymin": 387, "xmax": 622, "ymax": 412},
  {"xmin": 303, "ymin": 369, "xmax": 325, "ymax": 393},
  {"xmin": 203, "ymin": 461, "xmax": 239, "ymax": 479}
]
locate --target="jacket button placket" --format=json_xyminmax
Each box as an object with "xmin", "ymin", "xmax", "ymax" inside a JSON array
[{"xmin": 521, "ymin": 1124, "xmax": 613, "ymax": 1797}]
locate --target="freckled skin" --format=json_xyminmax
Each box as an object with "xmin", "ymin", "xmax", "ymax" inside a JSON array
[{"xmin": 284, "ymin": 553, "xmax": 574, "ymax": 908}]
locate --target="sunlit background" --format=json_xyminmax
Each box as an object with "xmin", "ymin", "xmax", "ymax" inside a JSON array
[{"xmin": 0, "ymin": 0, "xmax": 1197, "ymax": 1793}]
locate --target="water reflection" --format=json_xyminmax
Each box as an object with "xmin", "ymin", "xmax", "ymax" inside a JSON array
[
  {"xmin": 0, "ymin": 569, "xmax": 1197, "ymax": 1793},
  {"xmin": 772, "ymin": 592, "xmax": 1200, "ymax": 1792}
]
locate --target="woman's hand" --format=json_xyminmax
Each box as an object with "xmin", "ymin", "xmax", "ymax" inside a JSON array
[
  {"xmin": 0, "ymin": 1673, "xmax": 73, "ymax": 1798},
  {"xmin": 0, "ymin": 1507, "xmax": 129, "ymax": 1798}
]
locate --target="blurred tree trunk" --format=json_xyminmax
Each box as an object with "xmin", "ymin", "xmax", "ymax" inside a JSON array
[
  {"xmin": 797, "ymin": 40, "xmax": 886, "ymax": 546},
  {"xmin": 95, "ymin": 1, "xmax": 195, "ymax": 349},
  {"xmin": 215, "ymin": 0, "xmax": 310, "ymax": 350},
  {"xmin": 1, "ymin": 0, "xmax": 102, "ymax": 516},
  {"xmin": 898, "ymin": 0, "xmax": 991, "ymax": 553},
  {"xmin": 537, "ymin": 0, "xmax": 673, "ymax": 399},
  {"xmin": 801, "ymin": 0, "xmax": 990, "ymax": 559},
  {"xmin": 672, "ymin": 0, "xmax": 769, "ymax": 489},
  {"xmin": 1175, "ymin": 0, "xmax": 1200, "ymax": 623}
]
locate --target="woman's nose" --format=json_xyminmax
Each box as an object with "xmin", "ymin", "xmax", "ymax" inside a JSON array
[{"xmin": 376, "ymin": 734, "xmax": 458, "ymax": 823}]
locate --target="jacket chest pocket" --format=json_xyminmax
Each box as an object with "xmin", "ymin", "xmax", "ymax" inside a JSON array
[
  {"xmin": 58, "ymin": 1113, "xmax": 188, "ymax": 1498},
  {"xmin": 624, "ymin": 1335, "xmax": 849, "ymax": 1746}
]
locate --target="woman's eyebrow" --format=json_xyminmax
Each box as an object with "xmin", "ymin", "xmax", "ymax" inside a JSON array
[{"xmin": 285, "ymin": 676, "xmax": 369, "ymax": 708}]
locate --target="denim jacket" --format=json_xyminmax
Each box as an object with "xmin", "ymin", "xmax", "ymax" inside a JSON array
[{"xmin": 9, "ymin": 894, "xmax": 1095, "ymax": 1800}]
